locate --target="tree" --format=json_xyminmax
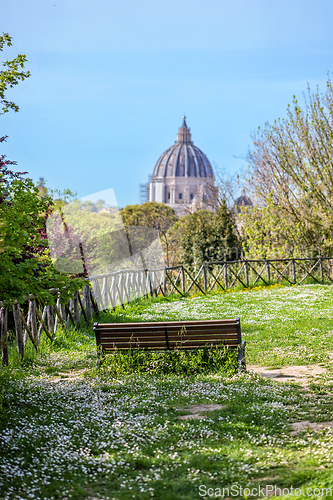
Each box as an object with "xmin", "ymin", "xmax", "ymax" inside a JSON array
[
  {"xmin": 242, "ymin": 78, "xmax": 333, "ymax": 258},
  {"xmin": 178, "ymin": 200, "xmax": 240, "ymax": 270},
  {"xmin": 0, "ymin": 32, "xmax": 30, "ymax": 114},
  {"xmin": 0, "ymin": 170, "xmax": 84, "ymax": 305},
  {"xmin": 204, "ymin": 165, "xmax": 238, "ymax": 211},
  {"xmin": 121, "ymin": 202, "xmax": 178, "ymax": 266}
]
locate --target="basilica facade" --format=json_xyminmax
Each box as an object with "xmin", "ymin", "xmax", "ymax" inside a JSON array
[{"xmin": 143, "ymin": 117, "xmax": 215, "ymax": 214}]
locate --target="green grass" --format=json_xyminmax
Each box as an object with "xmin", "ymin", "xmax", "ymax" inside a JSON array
[
  {"xmin": 101, "ymin": 344, "xmax": 238, "ymax": 376},
  {"xmin": 102, "ymin": 283, "xmax": 333, "ymax": 367},
  {"xmin": 1, "ymin": 284, "xmax": 333, "ymax": 499}
]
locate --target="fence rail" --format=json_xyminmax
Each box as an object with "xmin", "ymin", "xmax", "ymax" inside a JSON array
[
  {"xmin": 2, "ymin": 257, "xmax": 333, "ymax": 365},
  {"xmin": 89, "ymin": 257, "xmax": 333, "ymax": 308}
]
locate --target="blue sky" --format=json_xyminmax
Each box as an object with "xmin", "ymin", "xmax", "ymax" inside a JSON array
[{"xmin": 2, "ymin": 0, "xmax": 333, "ymax": 207}]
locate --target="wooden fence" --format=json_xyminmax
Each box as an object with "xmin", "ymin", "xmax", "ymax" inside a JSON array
[
  {"xmin": 89, "ymin": 256, "xmax": 333, "ymax": 306},
  {"xmin": 178, "ymin": 256, "xmax": 333, "ymax": 294},
  {"xmin": 0, "ymin": 284, "xmax": 99, "ymax": 366},
  {"xmin": 2, "ymin": 257, "xmax": 333, "ymax": 365}
]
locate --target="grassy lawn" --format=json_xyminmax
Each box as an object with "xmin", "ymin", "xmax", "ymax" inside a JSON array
[
  {"xmin": 106, "ymin": 283, "xmax": 333, "ymax": 368},
  {"xmin": 1, "ymin": 284, "xmax": 333, "ymax": 500}
]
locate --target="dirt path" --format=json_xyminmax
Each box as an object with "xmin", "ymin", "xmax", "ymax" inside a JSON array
[
  {"xmin": 247, "ymin": 364, "xmax": 327, "ymax": 388},
  {"xmin": 45, "ymin": 368, "xmax": 89, "ymax": 383},
  {"xmin": 248, "ymin": 364, "xmax": 333, "ymax": 433}
]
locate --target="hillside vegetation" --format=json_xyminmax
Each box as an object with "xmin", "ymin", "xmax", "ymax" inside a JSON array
[{"xmin": 1, "ymin": 284, "xmax": 333, "ymax": 500}]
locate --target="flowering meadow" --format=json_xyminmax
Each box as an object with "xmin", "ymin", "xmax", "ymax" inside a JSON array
[
  {"xmin": 117, "ymin": 283, "xmax": 333, "ymax": 367},
  {"xmin": 1, "ymin": 284, "xmax": 333, "ymax": 499}
]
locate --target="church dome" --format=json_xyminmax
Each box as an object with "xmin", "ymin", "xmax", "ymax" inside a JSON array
[
  {"xmin": 234, "ymin": 188, "xmax": 253, "ymax": 213},
  {"xmin": 152, "ymin": 117, "xmax": 214, "ymax": 179}
]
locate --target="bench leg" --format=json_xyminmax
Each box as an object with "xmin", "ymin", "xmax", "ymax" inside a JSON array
[
  {"xmin": 238, "ymin": 341, "xmax": 246, "ymax": 373},
  {"xmin": 96, "ymin": 349, "xmax": 105, "ymax": 369}
]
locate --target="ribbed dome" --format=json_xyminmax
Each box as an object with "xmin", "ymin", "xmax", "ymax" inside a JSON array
[
  {"xmin": 152, "ymin": 117, "xmax": 214, "ymax": 179},
  {"xmin": 234, "ymin": 188, "xmax": 253, "ymax": 213}
]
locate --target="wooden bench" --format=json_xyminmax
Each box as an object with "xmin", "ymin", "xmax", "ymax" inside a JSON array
[{"xmin": 93, "ymin": 318, "xmax": 246, "ymax": 371}]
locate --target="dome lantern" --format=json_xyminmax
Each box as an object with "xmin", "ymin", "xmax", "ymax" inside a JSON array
[{"xmin": 176, "ymin": 116, "xmax": 192, "ymax": 144}]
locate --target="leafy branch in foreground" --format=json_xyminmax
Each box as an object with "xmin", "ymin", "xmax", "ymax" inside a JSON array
[{"xmin": 0, "ymin": 32, "xmax": 30, "ymax": 114}]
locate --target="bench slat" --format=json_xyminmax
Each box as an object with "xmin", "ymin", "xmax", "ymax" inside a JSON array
[
  {"xmin": 96, "ymin": 319, "xmax": 238, "ymax": 327},
  {"xmin": 100, "ymin": 334, "xmax": 237, "ymax": 344},
  {"xmin": 99, "ymin": 329, "xmax": 238, "ymax": 337},
  {"xmin": 102, "ymin": 341, "xmax": 239, "ymax": 350},
  {"xmin": 97, "ymin": 329, "xmax": 238, "ymax": 337},
  {"xmin": 98, "ymin": 326, "xmax": 238, "ymax": 335}
]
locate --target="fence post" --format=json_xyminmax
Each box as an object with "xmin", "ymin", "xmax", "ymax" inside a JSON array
[
  {"xmin": 31, "ymin": 300, "xmax": 38, "ymax": 343},
  {"xmin": 292, "ymin": 259, "xmax": 296, "ymax": 284},
  {"xmin": 73, "ymin": 291, "xmax": 80, "ymax": 324},
  {"xmin": 143, "ymin": 271, "xmax": 147, "ymax": 298},
  {"xmin": 92, "ymin": 280, "xmax": 98, "ymax": 308},
  {"xmin": 151, "ymin": 271, "xmax": 157, "ymax": 297},
  {"xmin": 245, "ymin": 261, "xmax": 249, "ymax": 288},
  {"xmin": 0, "ymin": 307, "xmax": 8, "ymax": 366},
  {"xmin": 203, "ymin": 263, "xmax": 207, "ymax": 292},
  {"xmin": 319, "ymin": 258, "xmax": 324, "ymax": 282},
  {"xmin": 224, "ymin": 263, "xmax": 228, "ymax": 290},
  {"xmin": 181, "ymin": 266, "xmax": 185, "ymax": 294},
  {"xmin": 12, "ymin": 303, "xmax": 24, "ymax": 360},
  {"xmin": 101, "ymin": 277, "xmax": 108, "ymax": 310},
  {"xmin": 53, "ymin": 297, "xmax": 60, "ymax": 334},
  {"xmin": 110, "ymin": 276, "xmax": 117, "ymax": 310},
  {"xmin": 86, "ymin": 286, "xmax": 93, "ymax": 320},
  {"xmin": 23, "ymin": 300, "xmax": 33, "ymax": 347},
  {"xmin": 53, "ymin": 301, "xmax": 65, "ymax": 331},
  {"xmin": 148, "ymin": 271, "xmax": 154, "ymax": 297},
  {"xmin": 66, "ymin": 299, "xmax": 73, "ymax": 328},
  {"xmin": 84, "ymin": 286, "xmax": 90, "ymax": 319},
  {"xmin": 47, "ymin": 306, "xmax": 54, "ymax": 334},
  {"xmin": 266, "ymin": 261, "xmax": 271, "ymax": 283},
  {"xmin": 124, "ymin": 273, "xmax": 131, "ymax": 302},
  {"xmin": 36, "ymin": 305, "xmax": 52, "ymax": 343},
  {"xmin": 20, "ymin": 309, "xmax": 38, "ymax": 352}
]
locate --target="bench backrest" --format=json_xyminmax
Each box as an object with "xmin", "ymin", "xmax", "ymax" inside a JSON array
[{"xmin": 94, "ymin": 318, "xmax": 242, "ymax": 352}]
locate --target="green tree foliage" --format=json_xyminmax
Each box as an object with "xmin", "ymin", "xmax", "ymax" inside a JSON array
[
  {"xmin": 0, "ymin": 32, "xmax": 30, "ymax": 114},
  {"xmin": 242, "ymin": 79, "xmax": 333, "ymax": 258},
  {"xmin": 121, "ymin": 202, "xmax": 178, "ymax": 266},
  {"xmin": 0, "ymin": 174, "xmax": 84, "ymax": 305},
  {"xmin": 178, "ymin": 200, "xmax": 240, "ymax": 270},
  {"xmin": 121, "ymin": 202, "xmax": 177, "ymax": 232}
]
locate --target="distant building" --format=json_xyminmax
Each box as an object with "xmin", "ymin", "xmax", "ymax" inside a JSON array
[
  {"xmin": 234, "ymin": 188, "xmax": 253, "ymax": 213},
  {"xmin": 141, "ymin": 117, "xmax": 215, "ymax": 214}
]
